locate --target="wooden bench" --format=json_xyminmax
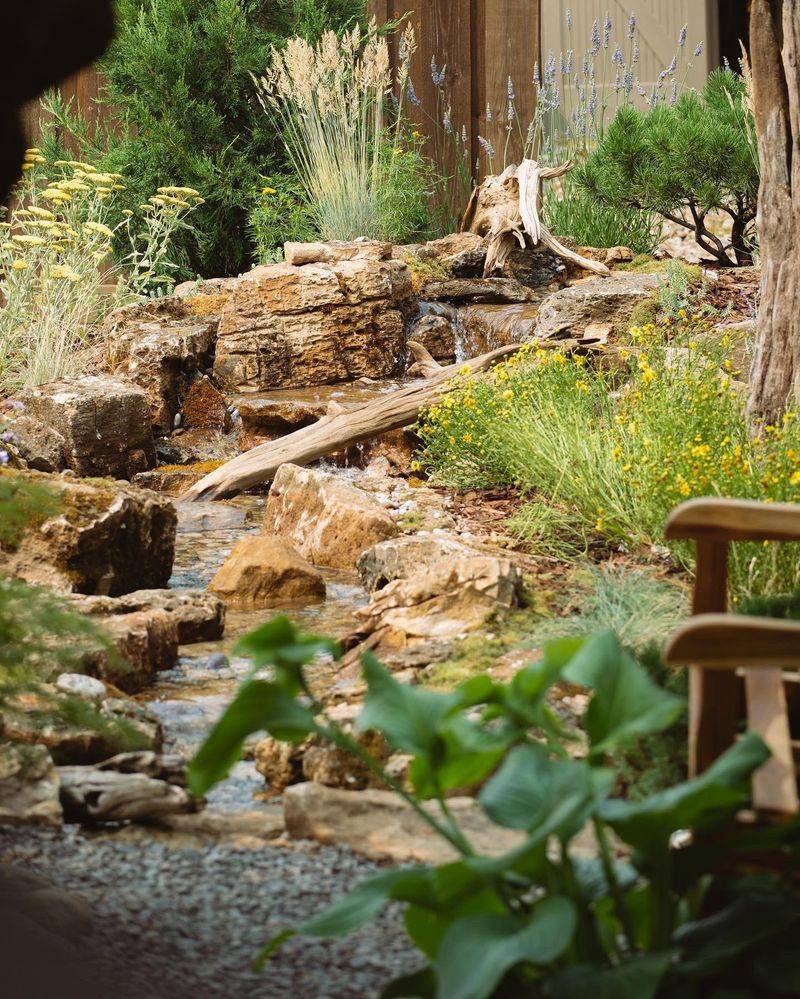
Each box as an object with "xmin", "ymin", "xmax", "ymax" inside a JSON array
[{"xmin": 664, "ymin": 497, "xmax": 800, "ymax": 815}]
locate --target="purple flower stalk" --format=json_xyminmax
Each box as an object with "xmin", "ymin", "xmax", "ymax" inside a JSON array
[
  {"xmin": 628, "ymin": 12, "xmax": 636, "ymax": 39},
  {"xmin": 590, "ymin": 19, "xmax": 601, "ymax": 55},
  {"xmin": 694, "ymin": 41, "xmax": 704, "ymax": 57},
  {"xmin": 678, "ymin": 24, "xmax": 688, "ymax": 48},
  {"xmin": 478, "ymin": 135, "xmax": 496, "ymax": 158},
  {"xmin": 566, "ymin": 8, "xmax": 573, "ymax": 31},
  {"xmin": 603, "ymin": 13, "xmax": 612, "ymax": 49},
  {"xmin": 406, "ymin": 78, "xmax": 421, "ymax": 107}
]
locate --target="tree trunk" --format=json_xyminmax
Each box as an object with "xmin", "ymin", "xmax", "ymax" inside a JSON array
[{"xmin": 747, "ymin": 0, "xmax": 800, "ymax": 423}]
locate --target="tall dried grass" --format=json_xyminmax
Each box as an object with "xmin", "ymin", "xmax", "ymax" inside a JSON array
[{"xmin": 254, "ymin": 22, "xmax": 428, "ymax": 242}]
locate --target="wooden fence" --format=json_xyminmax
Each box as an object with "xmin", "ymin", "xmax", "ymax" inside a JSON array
[
  {"xmin": 368, "ymin": 0, "xmax": 541, "ymax": 180},
  {"xmin": 20, "ymin": 66, "xmax": 106, "ymax": 148}
]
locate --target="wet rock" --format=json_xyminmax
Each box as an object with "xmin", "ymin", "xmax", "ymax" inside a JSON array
[
  {"xmin": 180, "ymin": 376, "xmax": 229, "ymax": 432},
  {"xmin": 423, "ymin": 276, "xmax": 541, "ymax": 304},
  {"xmin": 0, "ymin": 742, "xmax": 62, "ymax": 827},
  {"xmin": 284, "ymin": 782, "xmax": 525, "ymax": 863},
  {"xmin": 535, "ymin": 273, "xmax": 661, "ymax": 341},
  {"xmin": 408, "ymin": 313, "xmax": 455, "ymax": 362},
  {"xmin": 131, "ymin": 465, "xmax": 214, "ymax": 494},
  {"xmin": 213, "ymin": 258, "xmax": 413, "ymax": 391},
  {"xmin": 0, "ymin": 471, "xmax": 176, "ymax": 596},
  {"xmin": 106, "ymin": 298, "xmax": 219, "ymax": 433},
  {"xmin": 263, "ymin": 464, "xmax": 399, "ymax": 569},
  {"xmin": 231, "ymin": 395, "xmax": 326, "ymax": 436},
  {"xmin": 13, "ymin": 375, "xmax": 156, "ymax": 479},
  {"xmin": 284, "ymin": 239, "xmax": 392, "ymax": 266},
  {"xmin": 209, "ymin": 535, "xmax": 326, "ymax": 609},
  {"xmin": 176, "ymin": 501, "xmax": 247, "ymax": 533},
  {"xmin": 0, "ymin": 684, "xmax": 162, "ymax": 763},
  {"xmin": 66, "ymin": 589, "xmax": 226, "ymax": 645},
  {"xmin": 255, "ymin": 728, "xmax": 389, "ymax": 794},
  {"xmin": 458, "ymin": 302, "xmax": 540, "ymax": 354}
]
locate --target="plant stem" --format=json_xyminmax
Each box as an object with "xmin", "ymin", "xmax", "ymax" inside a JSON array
[
  {"xmin": 321, "ymin": 720, "xmax": 474, "ymax": 858},
  {"xmin": 593, "ymin": 817, "xmax": 637, "ymax": 953}
]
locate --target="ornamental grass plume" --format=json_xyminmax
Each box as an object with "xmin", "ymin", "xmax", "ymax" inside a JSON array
[{"xmin": 254, "ymin": 21, "xmax": 428, "ymax": 242}]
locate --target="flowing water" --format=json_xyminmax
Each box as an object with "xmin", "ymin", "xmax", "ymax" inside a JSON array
[{"xmin": 139, "ymin": 495, "xmax": 368, "ymax": 811}]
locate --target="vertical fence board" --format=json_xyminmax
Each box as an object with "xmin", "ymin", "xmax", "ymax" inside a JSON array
[{"xmin": 477, "ymin": 0, "xmax": 540, "ymax": 173}]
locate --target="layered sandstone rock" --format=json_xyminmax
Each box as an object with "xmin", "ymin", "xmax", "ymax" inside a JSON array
[
  {"xmin": 209, "ymin": 535, "xmax": 326, "ymax": 608},
  {"xmin": 0, "ymin": 471, "xmax": 176, "ymax": 597},
  {"xmin": 534, "ymin": 273, "xmax": 661, "ymax": 341},
  {"xmin": 262, "ymin": 464, "xmax": 399, "ymax": 569},
  {"xmin": 13, "ymin": 375, "xmax": 156, "ymax": 479},
  {"xmin": 105, "ymin": 297, "xmax": 219, "ymax": 432},
  {"xmin": 213, "ymin": 256, "xmax": 413, "ymax": 391}
]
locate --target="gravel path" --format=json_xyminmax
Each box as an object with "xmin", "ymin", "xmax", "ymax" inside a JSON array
[{"xmin": 0, "ymin": 825, "xmax": 418, "ymax": 998}]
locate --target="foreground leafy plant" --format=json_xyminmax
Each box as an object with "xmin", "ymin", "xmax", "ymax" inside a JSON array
[{"xmin": 189, "ymin": 618, "xmax": 800, "ymax": 998}]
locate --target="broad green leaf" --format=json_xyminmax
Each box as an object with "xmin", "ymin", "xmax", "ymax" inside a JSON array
[
  {"xmin": 409, "ymin": 714, "xmax": 511, "ymax": 799},
  {"xmin": 434, "ymin": 896, "xmax": 576, "ymax": 999},
  {"xmin": 381, "ymin": 967, "xmax": 437, "ymax": 998},
  {"xmin": 254, "ymin": 867, "xmax": 429, "ymax": 969},
  {"xmin": 675, "ymin": 891, "xmax": 800, "ymax": 977},
  {"xmin": 753, "ymin": 926, "xmax": 800, "ymax": 994},
  {"xmin": 562, "ymin": 631, "xmax": 684, "ymax": 758},
  {"xmin": 502, "ymin": 637, "xmax": 584, "ymax": 727},
  {"xmin": 188, "ymin": 680, "xmax": 315, "ymax": 796},
  {"xmin": 357, "ymin": 652, "xmax": 460, "ymax": 756},
  {"xmin": 545, "ymin": 952, "xmax": 674, "ymax": 999},
  {"xmin": 235, "ymin": 616, "xmax": 339, "ymax": 692},
  {"xmin": 571, "ymin": 854, "xmax": 638, "ymax": 902},
  {"xmin": 479, "ymin": 743, "xmax": 606, "ymax": 836},
  {"xmin": 599, "ymin": 732, "xmax": 770, "ymax": 854}
]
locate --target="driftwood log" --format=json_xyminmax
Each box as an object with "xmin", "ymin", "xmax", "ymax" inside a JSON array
[
  {"xmin": 58, "ymin": 752, "xmax": 195, "ymax": 824},
  {"xmin": 461, "ymin": 160, "xmax": 611, "ymax": 278},
  {"xmin": 183, "ymin": 342, "xmax": 520, "ymax": 501}
]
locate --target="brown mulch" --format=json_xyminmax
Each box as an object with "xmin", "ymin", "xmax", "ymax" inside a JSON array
[{"xmin": 703, "ymin": 266, "xmax": 760, "ymax": 323}]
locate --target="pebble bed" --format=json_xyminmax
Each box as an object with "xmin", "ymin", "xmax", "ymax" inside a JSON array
[{"xmin": 0, "ymin": 825, "xmax": 418, "ymax": 998}]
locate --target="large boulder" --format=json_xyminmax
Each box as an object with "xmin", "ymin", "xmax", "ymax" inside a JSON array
[
  {"xmin": 213, "ymin": 256, "xmax": 413, "ymax": 391},
  {"xmin": 105, "ymin": 297, "xmax": 219, "ymax": 432},
  {"xmin": 283, "ymin": 782, "xmax": 524, "ymax": 863},
  {"xmin": 262, "ymin": 464, "xmax": 399, "ymax": 569},
  {"xmin": 209, "ymin": 535, "xmax": 326, "ymax": 609},
  {"xmin": 0, "ymin": 470, "xmax": 176, "ymax": 596},
  {"xmin": 353, "ymin": 552, "xmax": 521, "ymax": 643},
  {"xmin": 358, "ymin": 533, "xmax": 518, "ymax": 594},
  {"xmin": 12, "ymin": 375, "xmax": 156, "ymax": 479},
  {"xmin": 0, "ymin": 743, "xmax": 62, "ymax": 828},
  {"xmin": 534, "ymin": 273, "xmax": 661, "ymax": 341}
]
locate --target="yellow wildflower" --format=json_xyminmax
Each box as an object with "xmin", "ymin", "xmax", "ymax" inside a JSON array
[
  {"xmin": 157, "ymin": 186, "xmax": 201, "ymax": 198},
  {"xmin": 50, "ymin": 265, "xmax": 81, "ymax": 282},
  {"xmin": 261, "ymin": 186, "xmax": 277, "ymax": 196},
  {"xmin": 84, "ymin": 221, "xmax": 114, "ymax": 239},
  {"xmin": 12, "ymin": 234, "xmax": 46, "ymax": 247},
  {"xmin": 11, "ymin": 259, "xmax": 29, "ymax": 271}
]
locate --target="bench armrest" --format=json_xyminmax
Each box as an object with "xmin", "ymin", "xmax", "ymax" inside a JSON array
[
  {"xmin": 666, "ymin": 613, "xmax": 800, "ymax": 669},
  {"xmin": 665, "ymin": 498, "xmax": 800, "ymax": 543}
]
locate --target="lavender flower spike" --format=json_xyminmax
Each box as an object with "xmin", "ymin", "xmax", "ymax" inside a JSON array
[
  {"xmin": 478, "ymin": 135, "xmax": 496, "ymax": 159},
  {"xmin": 590, "ymin": 19, "xmax": 601, "ymax": 55},
  {"xmin": 566, "ymin": 8, "xmax": 573, "ymax": 31},
  {"xmin": 507, "ymin": 75, "xmax": 515, "ymax": 101},
  {"xmin": 694, "ymin": 41, "xmax": 704, "ymax": 57},
  {"xmin": 678, "ymin": 24, "xmax": 688, "ymax": 48},
  {"xmin": 628, "ymin": 12, "xmax": 636, "ymax": 39},
  {"xmin": 603, "ymin": 12, "xmax": 612, "ymax": 48}
]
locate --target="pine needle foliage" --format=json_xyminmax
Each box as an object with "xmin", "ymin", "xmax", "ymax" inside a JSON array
[{"xmin": 575, "ymin": 69, "xmax": 759, "ymax": 267}]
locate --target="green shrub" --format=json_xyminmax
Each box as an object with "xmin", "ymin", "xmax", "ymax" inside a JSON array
[
  {"xmin": 51, "ymin": 0, "xmax": 364, "ymax": 279},
  {"xmin": 417, "ymin": 316, "xmax": 800, "ymax": 601},
  {"xmin": 248, "ymin": 174, "xmax": 316, "ymax": 264},
  {"xmin": 189, "ymin": 616, "xmax": 798, "ymax": 999},
  {"xmin": 575, "ymin": 69, "xmax": 759, "ymax": 267}
]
